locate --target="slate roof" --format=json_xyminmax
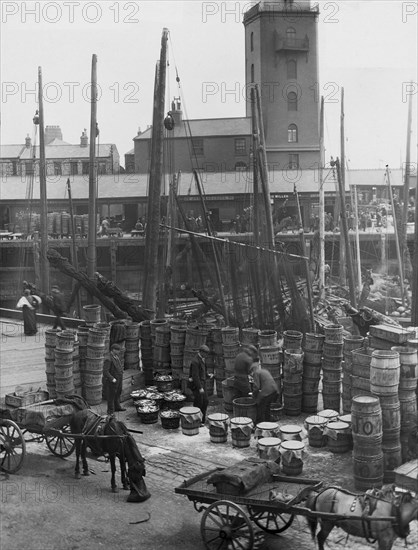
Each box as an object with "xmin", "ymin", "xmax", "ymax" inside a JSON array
[
  {"xmin": 17, "ymin": 143, "xmax": 117, "ymax": 160},
  {"xmin": 0, "ymin": 169, "xmax": 407, "ymax": 202},
  {"xmin": 134, "ymin": 117, "xmax": 252, "ymax": 140},
  {"xmin": 0, "ymin": 145, "xmax": 25, "ymax": 158}
]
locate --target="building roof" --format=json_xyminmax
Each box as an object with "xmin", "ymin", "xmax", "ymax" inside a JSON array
[
  {"xmin": 0, "ymin": 145, "xmax": 25, "ymax": 159},
  {"xmin": 134, "ymin": 117, "xmax": 252, "ymax": 140},
  {"xmin": 17, "ymin": 143, "xmax": 118, "ymax": 160},
  {"xmin": 345, "ymin": 168, "xmax": 404, "ymax": 187},
  {"xmin": 0, "ymin": 169, "xmax": 408, "ymax": 202}
]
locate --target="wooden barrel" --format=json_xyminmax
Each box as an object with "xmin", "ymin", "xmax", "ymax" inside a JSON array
[
  {"xmin": 155, "ymin": 325, "xmax": 170, "ymax": 347},
  {"xmin": 56, "ymin": 331, "xmax": 75, "ymax": 351},
  {"xmin": 125, "ymin": 322, "xmax": 140, "ymax": 340},
  {"xmin": 270, "ymin": 402, "xmax": 284, "ymax": 421},
  {"xmin": 150, "ymin": 319, "xmax": 168, "ymax": 338},
  {"xmin": 343, "ymin": 335, "xmax": 365, "ymax": 353},
  {"xmin": 54, "ymin": 348, "xmax": 73, "ymax": 366},
  {"xmin": 303, "ymin": 364, "xmax": 321, "ymax": 380},
  {"xmin": 259, "ymin": 330, "xmax": 277, "ymax": 347},
  {"xmin": 280, "ymin": 424, "xmax": 302, "ymax": 441},
  {"xmin": 302, "ymin": 376, "xmax": 320, "ymax": 393},
  {"xmin": 283, "ymin": 349, "xmax": 304, "ymax": 374},
  {"xmin": 322, "ymin": 368, "xmax": 342, "ymax": 383},
  {"xmin": 351, "ymin": 375, "xmax": 371, "ymax": 397},
  {"xmin": 87, "ymin": 345, "xmax": 105, "ymax": 359},
  {"xmin": 232, "ymin": 397, "xmax": 257, "ymax": 424},
  {"xmin": 304, "ymin": 415, "xmax": 327, "ymax": 447},
  {"xmin": 303, "ymin": 350, "xmax": 322, "ymax": 365},
  {"xmin": 325, "ymin": 421, "xmax": 351, "ymax": 453},
  {"xmin": 303, "ymin": 333, "xmax": 325, "ymax": 352},
  {"xmin": 322, "ymin": 356, "xmax": 343, "ymax": 371},
  {"xmin": 302, "ymin": 392, "xmax": 319, "ymax": 414},
  {"xmin": 83, "ymin": 384, "xmax": 102, "ymax": 406},
  {"xmin": 241, "ymin": 328, "xmax": 259, "ymax": 346},
  {"xmin": 283, "ymin": 330, "xmax": 303, "ymax": 349},
  {"xmin": 170, "ymin": 327, "xmax": 187, "ymax": 344},
  {"xmin": 83, "ymin": 305, "xmax": 101, "ymax": 324},
  {"xmin": 222, "ymin": 343, "xmax": 240, "ymax": 358},
  {"xmin": 207, "ymin": 413, "xmax": 229, "ymax": 443},
  {"xmin": 259, "ymin": 346, "xmax": 281, "ymax": 365},
  {"xmin": 351, "ymin": 395, "xmax": 382, "ymax": 437},
  {"xmin": 323, "ymin": 341, "xmax": 344, "ymax": 358},
  {"xmin": 317, "ymin": 409, "xmax": 339, "ymax": 422},
  {"xmin": 398, "ymin": 389, "xmax": 418, "ymax": 425},
  {"xmin": 230, "ymin": 417, "xmax": 253, "ymax": 448},
  {"xmin": 370, "ymin": 350, "xmax": 400, "ymax": 395},
  {"xmin": 185, "ymin": 327, "xmax": 208, "ymax": 349},
  {"xmin": 382, "ymin": 436, "xmax": 402, "ymax": 482},
  {"xmin": 88, "ymin": 328, "xmax": 107, "ymax": 347},
  {"xmin": 257, "ymin": 437, "xmax": 281, "ymax": 462},
  {"xmin": 322, "ymin": 393, "xmax": 341, "ymax": 412},
  {"xmin": 280, "ymin": 440, "xmax": 305, "ymax": 475},
  {"xmin": 55, "ymin": 375, "xmax": 74, "ymax": 394},
  {"xmin": 139, "ymin": 320, "xmax": 152, "ymax": 338},
  {"xmin": 376, "ymin": 393, "xmax": 401, "ymax": 438},
  {"xmin": 179, "ymin": 406, "xmax": 202, "ymax": 436},
  {"xmin": 153, "ymin": 344, "xmax": 170, "ymax": 363},
  {"xmin": 353, "ymin": 451, "xmax": 384, "ymax": 490},
  {"xmin": 324, "ymin": 324, "xmax": 344, "ymax": 343},
  {"xmin": 255, "ymin": 422, "xmax": 280, "ymax": 440},
  {"xmin": 45, "ymin": 345, "xmax": 55, "ymax": 360},
  {"xmin": 283, "ymin": 392, "xmax": 302, "ymax": 416},
  {"xmin": 220, "ymin": 326, "xmax": 239, "ymax": 345}
]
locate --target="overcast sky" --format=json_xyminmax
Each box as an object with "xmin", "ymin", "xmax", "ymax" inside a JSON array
[{"xmin": 1, "ymin": 1, "xmax": 417, "ymax": 171}]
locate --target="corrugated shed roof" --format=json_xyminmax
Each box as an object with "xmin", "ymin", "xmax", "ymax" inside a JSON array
[
  {"xmin": 346, "ymin": 168, "xmax": 403, "ymax": 187},
  {"xmin": 2, "ymin": 168, "xmax": 404, "ymax": 202},
  {"xmin": 0, "ymin": 145, "xmax": 25, "ymax": 158},
  {"xmin": 134, "ymin": 117, "xmax": 252, "ymax": 140}
]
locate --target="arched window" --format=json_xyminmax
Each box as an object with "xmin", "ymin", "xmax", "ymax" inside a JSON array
[
  {"xmin": 287, "ymin": 59, "xmax": 297, "ymax": 80},
  {"xmin": 288, "ymin": 124, "xmax": 298, "ymax": 143},
  {"xmin": 235, "ymin": 161, "xmax": 247, "ymax": 172},
  {"xmin": 250, "ymin": 32, "xmax": 254, "ymax": 52},
  {"xmin": 287, "ymin": 91, "xmax": 298, "ymax": 111},
  {"xmin": 251, "ymin": 63, "xmax": 254, "ymax": 83},
  {"xmin": 286, "ymin": 27, "xmax": 296, "ymax": 45}
]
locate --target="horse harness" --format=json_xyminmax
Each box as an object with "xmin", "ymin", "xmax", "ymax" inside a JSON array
[{"xmin": 81, "ymin": 413, "xmax": 126, "ymax": 462}]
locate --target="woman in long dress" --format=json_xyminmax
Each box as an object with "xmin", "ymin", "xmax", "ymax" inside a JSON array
[{"xmin": 16, "ymin": 289, "xmax": 42, "ymax": 336}]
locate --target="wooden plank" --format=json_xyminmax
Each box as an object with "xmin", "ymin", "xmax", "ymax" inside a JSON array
[{"xmin": 395, "ymin": 459, "xmax": 418, "ymax": 492}]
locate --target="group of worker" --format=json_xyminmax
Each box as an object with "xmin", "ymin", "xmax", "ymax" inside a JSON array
[{"xmin": 188, "ymin": 342, "xmax": 279, "ymax": 424}]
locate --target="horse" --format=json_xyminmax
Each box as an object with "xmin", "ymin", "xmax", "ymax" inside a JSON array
[
  {"xmin": 70, "ymin": 409, "xmax": 151, "ymax": 502},
  {"xmin": 305, "ymin": 484, "xmax": 418, "ymax": 550}
]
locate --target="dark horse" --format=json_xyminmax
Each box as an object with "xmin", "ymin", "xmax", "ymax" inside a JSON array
[
  {"xmin": 70, "ymin": 409, "xmax": 150, "ymax": 502},
  {"xmin": 305, "ymin": 484, "xmax": 418, "ymax": 550}
]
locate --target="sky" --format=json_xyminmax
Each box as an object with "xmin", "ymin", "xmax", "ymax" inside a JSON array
[{"xmin": 1, "ymin": 0, "xmax": 417, "ymax": 171}]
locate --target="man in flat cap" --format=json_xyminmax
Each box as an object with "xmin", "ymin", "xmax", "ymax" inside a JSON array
[{"xmin": 189, "ymin": 344, "xmax": 213, "ymax": 425}]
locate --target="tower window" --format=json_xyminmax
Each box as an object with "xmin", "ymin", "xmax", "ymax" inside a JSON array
[
  {"xmin": 288, "ymin": 124, "xmax": 298, "ymax": 143},
  {"xmin": 287, "ymin": 91, "xmax": 298, "ymax": 111},
  {"xmin": 235, "ymin": 138, "xmax": 246, "ymax": 155},
  {"xmin": 250, "ymin": 32, "xmax": 254, "ymax": 52},
  {"xmin": 287, "ymin": 60, "xmax": 297, "ymax": 80},
  {"xmin": 286, "ymin": 27, "xmax": 296, "ymax": 46},
  {"xmin": 288, "ymin": 154, "xmax": 299, "ymax": 170},
  {"xmin": 251, "ymin": 63, "xmax": 254, "ymax": 83}
]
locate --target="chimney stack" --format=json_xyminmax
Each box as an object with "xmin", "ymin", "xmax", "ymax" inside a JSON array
[
  {"xmin": 80, "ymin": 129, "xmax": 88, "ymax": 147},
  {"xmin": 45, "ymin": 125, "xmax": 63, "ymax": 144},
  {"xmin": 25, "ymin": 134, "xmax": 31, "ymax": 148}
]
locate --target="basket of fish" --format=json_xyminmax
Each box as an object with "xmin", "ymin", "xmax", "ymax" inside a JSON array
[
  {"xmin": 160, "ymin": 410, "xmax": 181, "ymax": 430},
  {"xmin": 162, "ymin": 390, "xmax": 187, "ymax": 411},
  {"xmin": 135, "ymin": 399, "xmax": 160, "ymax": 424},
  {"xmin": 155, "ymin": 374, "xmax": 174, "ymax": 393}
]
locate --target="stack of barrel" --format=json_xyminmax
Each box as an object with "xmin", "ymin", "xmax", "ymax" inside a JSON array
[
  {"xmin": 124, "ymin": 322, "xmax": 140, "ymax": 370},
  {"xmin": 139, "ymin": 320, "xmax": 153, "ymax": 385},
  {"xmin": 282, "ymin": 330, "xmax": 303, "ymax": 416},
  {"xmin": 302, "ymin": 333, "xmax": 325, "ymax": 414},
  {"xmin": 77, "ymin": 325, "xmax": 89, "ymax": 391},
  {"xmin": 72, "ymin": 336, "xmax": 81, "ymax": 395},
  {"xmin": 169, "ymin": 320, "xmax": 187, "ymax": 388},
  {"xmin": 151, "ymin": 319, "xmax": 171, "ymax": 375},
  {"xmin": 341, "ymin": 336, "xmax": 365, "ymax": 414},
  {"xmin": 352, "ymin": 395, "xmax": 384, "ymax": 490},
  {"xmin": 369, "ymin": 349, "xmax": 401, "ymax": 482},
  {"xmin": 322, "ymin": 324, "xmax": 344, "ymax": 412},
  {"xmin": 45, "ymin": 329, "xmax": 60, "ymax": 398},
  {"xmin": 54, "ymin": 330, "xmax": 75, "ymax": 398},
  {"xmin": 351, "ymin": 346, "xmax": 374, "ymax": 399},
  {"xmin": 212, "ymin": 327, "xmax": 226, "ymax": 398},
  {"xmin": 83, "ymin": 326, "xmax": 107, "ymax": 405},
  {"xmin": 182, "ymin": 326, "xmax": 208, "ymax": 392},
  {"xmin": 221, "ymin": 327, "xmax": 240, "ymax": 378},
  {"xmin": 391, "ymin": 346, "xmax": 418, "ymax": 463}
]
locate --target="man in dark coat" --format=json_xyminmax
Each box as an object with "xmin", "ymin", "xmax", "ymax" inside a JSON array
[
  {"xmin": 189, "ymin": 344, "xmax": 212, "ymax": 424},
  {"xmin": 51, "ymin": 286, "xmax": 67, "ymax": 330},
  {"xmin": 103, "ymin": 343, "xmax": 126, "ymax": 415}
]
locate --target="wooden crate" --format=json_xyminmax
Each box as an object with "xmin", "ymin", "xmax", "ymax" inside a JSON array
[
  {"xmin": 369, "ymin": 325, "xmax": 409, "ymax": 344},
  {"xmin": 394, "ymin": 459, "xmax": 418, "ymax": 493},
  {"xmin": 121, "ymin": 369, "xmax": 144, "ymax": 402},
  {"xmin": 5, "ymin": 390, "xmax": 49, "ymax": 408}
]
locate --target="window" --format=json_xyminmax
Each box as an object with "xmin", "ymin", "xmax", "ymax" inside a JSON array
[
  {"xmin": 250, "ymin": 32, "xmax": 254, "ymax": 52},
  {"xmin": 251, "ymin": 63, "xmax": 254, "ymax": 83},
  {"xmin": 288, "ymin": 154, "xmax": 299, "ymax": 170},
  {"xmin": 287, "ymin": 60, "xmax": 297, "ymax": 79},
  {"xmin": 70, "ymin": 162, "xmax": 78, "ymax": 175},
  {"xmin": 288, "ymin": 124, "xmax": 298, "ymax": 143},
  {"xmin": 235, "ymin": 138, "xmax": 246, "ymax": 155},
  {"xmin": 286, "ymin": 27, "xmax": 296, "ymax": 45},
  {"xmin": 82, "ymin": 162, "xmax": 90, "ymax": 175},
  {"xmin": 287, "ymin": 91, "xmax": 298, "ymax": 111},
  {"xmin": 98, "ymin": 162, "xmax": 107, "ymax": 175},
  {"xmin": 192, "ymin": 139, "xmax": 204, "ymax": 156},
  {"xmin": 54, "ymin": 162, "xmax": 62, "ymax": 176},
  {"xmin": 235, "ymin": 162, "xmax": 247, "ymax": 172}
]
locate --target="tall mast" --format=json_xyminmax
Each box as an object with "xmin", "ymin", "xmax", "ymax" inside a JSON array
[
  {"xmin": 87, "ymin": 54, "xmax": 98, "ymax": 285},
  {"xmin": 386, "ymin": 165, "xmax": 405, "ymax": 305},
  {"xmin": 38, "ymin": 66, "xmax": 49, "ymax": 295},
  {"xmin": 412, "ymin": 160, "xmax": 418, "ymax": 324},
  {"xmin": 353, "ymin": 184, "xmax": 362, "ymax": 287},
  {"xmin": 318, "ymin": 96, "xmax": 325, "ymax": 293},
  {"xmin": 339, "ymin": 87, "xmax": 347, "ymax": 287},
  {"xmin": 142, "ymin": 28, "xmax": 169, "ymax": 316},
  {"xmin": 401, "ymin": 88, "xmax": 413, "ymax": 279}
]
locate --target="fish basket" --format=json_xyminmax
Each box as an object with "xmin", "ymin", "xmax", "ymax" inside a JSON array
[
  {"xmin": 155, "ymin": 376, "xmax": 174, "ymax": 393},
  {"xmin": 136, "ymin": 409, "xmax": 159, "ymax": 424},
  {"xmin": 160, "ymin": 411, "xmax": 181, "ymax": 430}
]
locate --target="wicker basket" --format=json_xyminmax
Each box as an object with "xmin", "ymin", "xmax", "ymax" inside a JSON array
[
  {"xmin": 136, "ymin": 410, "xmax": 159, "ymax": 424},
  {"xmin": 160, "ymin": 412, "xmax": 180, "ymax": 430},
  {"xmin": 156, "ymin": 378, "xmax": 174, "ymax": 392}
]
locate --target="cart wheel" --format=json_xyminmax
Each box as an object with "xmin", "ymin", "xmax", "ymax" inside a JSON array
[
  {"xmin": 0, "ymin": 420, "xmax": 26, "ymax": 473},
  {"xmin": 45, "ymin": 425, "xmax": 75, "ymax": 458},
  {"xmin": 201, "ymin": 500, "xmax": 254, "ymax": 550},
  {"xmin": 247, "ymin": 506, "xmax": 294, "ymax": 533}
]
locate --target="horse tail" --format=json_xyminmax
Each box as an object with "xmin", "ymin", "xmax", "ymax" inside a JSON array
[{"xmin": 305, "ymin": 490, "xmax": 319, "ymax": 540}]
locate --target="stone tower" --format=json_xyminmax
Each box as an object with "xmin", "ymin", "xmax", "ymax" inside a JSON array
[{"xmin": 243, "ymin": 0, "xmax": 320, "ymax": 171}]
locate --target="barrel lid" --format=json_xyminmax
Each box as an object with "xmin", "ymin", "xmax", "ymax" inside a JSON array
[
  {"xmin": 281, "ymin": 440, "xmax": 304, "ymax": 450},
  {"xmin": 317, "ymin": 409, "xmax": 339, "ymax": 420},
  {"xmin": 179, "ymin": 407, "xmax": 200, "ymax": 415},
  {"xmin": 258, "ymin": 437, "xmax": 281, "ymax": 447},
  {"xmin": 256, "ymin": 422, "xmax": 279, "ymax": 430},
  {"xmin": 407, "ymin": 338, "xmax": 418, "ymax": 348},
  {"xmin": 339, "ymin": 414, "xmax": 351, "ymax": 424},
  {"xmin": 208, "ymin": 413, "xmax": 229, "ymax": 421},
  {"xmin": 305, "ymin": 415, "xmax": 328, "ymax": 426},
  {"xmin": 327, "ymin": 421, "xmax": 350, "ymax": 431},
  {"xmin": 230, "ymin": 416, "xmax": 253, "ymax": 425},
  {"xmin": 280, "ymin": 424, "xmax": 302, "ymax": 434},
  {"xmin": 351, "ymin": 395, "xmax": 379, "ymax": 405}
]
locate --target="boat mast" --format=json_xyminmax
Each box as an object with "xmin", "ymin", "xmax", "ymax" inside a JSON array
[
  {"xmin": 401, "ymin": 89, "xmax": 413, "ymax": 279},
  {"xmin": 339, "ymin": 88, "xmax": 347, "ymax": 288},
  {"xmin": 353, "ymin": 183, "xmax": 362, "ymax": 288},
  {"xmin": 413, "ymin": 162, "xmax": 418, "ymax": 324},
  {"xmin": 142, "ymin": 28, "xmax": 169, "ymax": 316},
  {"xmin": 87, "ymin": 54, "xmax": 98, "ymax": 286},
  {"xmin": 318, "ymin": 96, "xmax": 325, "ymax": 293},
  {"xmin": 37, "ymin": 66, "xmax": 50, "ymax": 295},
  {"xmin": 386, "ymin": 165, "xmax": 405, "ymax": 305}
]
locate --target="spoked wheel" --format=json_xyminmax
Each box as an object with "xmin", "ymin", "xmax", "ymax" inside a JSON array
[
  {"xmin": 45, "ymin": 425, "xmax": 75, "ymax": 457},
  {"xmin": 0, "ymin": 420, "xmax": 26, "ymax": 473},
  {"xmin": 201, "ymin": 500, "xmax": 254, "ymax": 550},
  {"xmin": 247, "ymin": 506, "xmax": 294, "ymax": 533}
]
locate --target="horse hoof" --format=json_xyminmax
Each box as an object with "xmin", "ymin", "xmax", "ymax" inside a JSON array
[
  {"xmin": 75, "ymin": 473, "xmax": 81, "ymax": 480},
  {"xmin": 112, "ymin": 487, "xmax": 119, "ymax": 494},
  {"xmin": 83, "ymin": 471, "xmax": 90, "ymax": 477}
]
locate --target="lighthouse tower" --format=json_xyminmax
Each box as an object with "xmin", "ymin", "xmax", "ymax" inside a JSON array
[{"xmin": 243, "ymin": 0, "xmax": 320, "ymax": 171}]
